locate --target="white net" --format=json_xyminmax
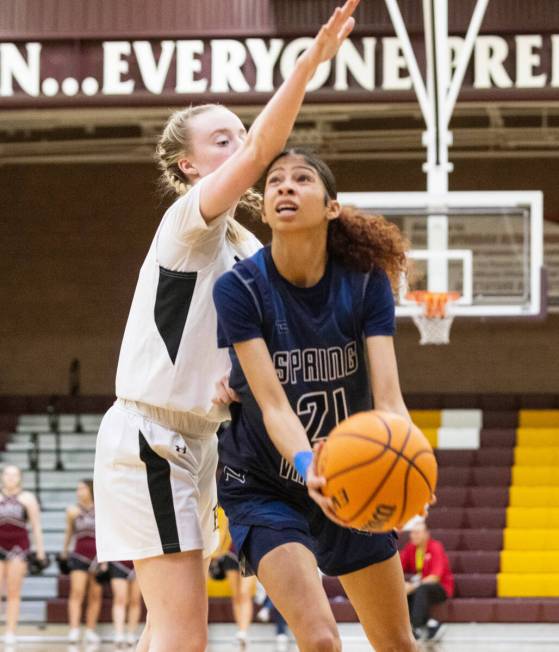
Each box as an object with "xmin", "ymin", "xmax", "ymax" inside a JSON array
[{"xmin": 412, "ymin": 315, "xmax": 454, "ymax": 345}]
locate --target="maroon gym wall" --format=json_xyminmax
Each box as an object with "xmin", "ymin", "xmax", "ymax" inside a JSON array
[{"xmin": 1, "ymin": 157, "xmax": 558, "ymax": 396}]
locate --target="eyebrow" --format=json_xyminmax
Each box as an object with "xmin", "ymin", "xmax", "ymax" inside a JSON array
[
  {"xmin": 210, "ymin": 128, "xmax": 247, "ymax": 137},
  {"xmin": 268, "ymin": 165, "xmax": 317, "ymax": 175}
]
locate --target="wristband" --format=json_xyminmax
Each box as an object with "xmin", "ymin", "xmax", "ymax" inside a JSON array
[{"xmin": 294, "ymin": 451, "xmax": 313, "ymax": 481}]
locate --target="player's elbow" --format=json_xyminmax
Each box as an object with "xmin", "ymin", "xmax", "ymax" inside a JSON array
[{"xmin": 261, "ymin": 401, "xmax": 290, "ymax": 430}]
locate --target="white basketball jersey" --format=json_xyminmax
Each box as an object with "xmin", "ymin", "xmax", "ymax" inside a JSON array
[{"xmin": 115, "ymin": 179, "xmax": 261, "ymax": 429}]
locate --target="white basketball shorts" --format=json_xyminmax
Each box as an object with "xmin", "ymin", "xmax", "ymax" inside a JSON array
[{"xmin": 94, "ymin": 400, "xmax": 219, "ymax": 562}]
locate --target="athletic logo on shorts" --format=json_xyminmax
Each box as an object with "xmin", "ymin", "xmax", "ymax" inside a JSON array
[{"xmin": 175, "ymin": 444, "xmax": 188, "ymax": 454}]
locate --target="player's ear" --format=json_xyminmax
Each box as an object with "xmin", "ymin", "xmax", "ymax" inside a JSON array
[
  {"xmin": 326, "ymin": 199, "xmax": 341, "ymax": 222},
  {"xmin": 178, "ymin": 157, "xmax": 198, "ymax": 180}
]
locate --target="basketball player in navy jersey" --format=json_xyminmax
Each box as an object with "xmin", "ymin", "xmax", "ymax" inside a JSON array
[{"xmin": 213, "ymin": 150, "xmax": 419, "ymax": 652}]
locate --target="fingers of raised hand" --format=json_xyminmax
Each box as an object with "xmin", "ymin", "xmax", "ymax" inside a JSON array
[
  {"xmin": 329, "ymin": 0, "xmax": 359, "ymax": 28},
  {"xmin": 338, "ymin": 16, "xmax": 356, "ymax": 41}
]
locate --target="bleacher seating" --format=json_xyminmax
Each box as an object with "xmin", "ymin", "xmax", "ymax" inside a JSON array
[{"xmin": 0, "ymin": 395, "xmax": 558, "ymax": 624}]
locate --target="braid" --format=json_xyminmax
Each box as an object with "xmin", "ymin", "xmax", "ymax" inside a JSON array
[
  {"xmin": 160, "ymin": 167, "xmax": 189, "ymax": 197},
  {"xmin": 236, "ymin": 187, "xmax": 263, "ymax": 222}
]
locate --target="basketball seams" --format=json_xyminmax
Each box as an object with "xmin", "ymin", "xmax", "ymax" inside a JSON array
[
  {"xmin": 322, "ymin": 414, "xmax": 437, "ymax": 531},
  {"xmin": 374, "ymin": 412, "xmax": 392, "ymax": 448},
  {"xmin": 345, "ymin": 421, "xmax": 414, "ymax": 524},
  {"xmin": 326, "ymin": 431, "xmax": 435, "ymax": 484},
  {"xmin": 398, "ymin": 458, "xmax": 434, "ymax": 526},
  {"xmin": 323, "ymin": 442, "xmax": 392, "ymax": 481},
  {"xmin": 322, "ymin": 413, "xmax": 392, "ymax": 482},
  {"xmin": 408, "ymin": 450, "xmax": 436, "ymax": 495},
  {"xmin": 398, "ymin": 458, "xmax": 412, "ymax": 525}
]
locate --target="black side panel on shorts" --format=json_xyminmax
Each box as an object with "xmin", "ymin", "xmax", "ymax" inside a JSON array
[
  {"xmin": 138, "ymin": 430, "xmax": 181, "ymax": 554},
  {"xmin": 154, "ymin": 266, "xmax": 197, "ymax": 364}
]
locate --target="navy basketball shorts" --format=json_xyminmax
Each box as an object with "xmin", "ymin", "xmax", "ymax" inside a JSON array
[{"xmin": 218, "ymin": 466, "xmax": 398, "ymax": 577}]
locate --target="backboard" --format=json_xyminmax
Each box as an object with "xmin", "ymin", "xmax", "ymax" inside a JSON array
[{"xmin": 337, "ymin": 191, "xmax": 544, "ymax": 319}]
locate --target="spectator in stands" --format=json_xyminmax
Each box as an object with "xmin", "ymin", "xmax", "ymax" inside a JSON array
[
  {"xmin": 0, "ymin": 465, "xmax": 46, "ymax": 646},
  {"xmin": 59, "ymin": 479, "xmax": 101, "ymax": 645},
  {"xmin": 400, "ymin": 520, "xmax": 454, "ymax": 641},
  {"xmin": 108, "ymin": 560, "xmax": 143, "ymax": 648}
]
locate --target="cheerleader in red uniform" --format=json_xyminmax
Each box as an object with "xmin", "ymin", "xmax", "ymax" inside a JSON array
[
  {"xmin": 60, "ymin": 479, "xmax": 101, "ymax": 644},
  {"xmin": 0, "ymin": 465, "xmax": 45, "ymax": 645}
]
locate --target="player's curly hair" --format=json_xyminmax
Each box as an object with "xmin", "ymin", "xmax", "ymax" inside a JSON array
[
  {"xmin": 265, "ymin": 149, "xmax": 408, "ymax": 288},
  {"xmin": 155, "ymin": 104, "xmax": 263, "ymax": 243}
]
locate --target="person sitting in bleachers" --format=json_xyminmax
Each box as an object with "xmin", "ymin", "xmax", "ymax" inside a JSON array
[{"xmin": 400, "ymin": 519, "xmax": 454, "ymax": 641}]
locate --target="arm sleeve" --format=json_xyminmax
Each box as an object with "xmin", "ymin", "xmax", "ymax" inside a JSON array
[
  {"xmin": 213, "ymin": 270, "xmax": 264, "ymax": 348},
  {"xmin": 362, "ymin": 268, "xmax": 396, "ymax": 337}
]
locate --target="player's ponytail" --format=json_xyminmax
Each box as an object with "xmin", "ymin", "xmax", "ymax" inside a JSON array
[{"xmin": 265, "ymin": 148, "xmax": 408, "ymax": 288}]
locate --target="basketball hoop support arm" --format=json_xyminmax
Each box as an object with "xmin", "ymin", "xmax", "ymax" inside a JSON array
[{"xmin": 384, "ymin": 0, "xmax": 490, "ymax": 291}]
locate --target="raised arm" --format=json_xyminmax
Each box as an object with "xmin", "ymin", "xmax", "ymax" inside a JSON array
[
  {"xmin": 366, "ymin": 336, "xmax": 410, "ymax": 420},
  {"xmin": 199, "ymin": 0, "xmax": 360, "ymax": 220}
]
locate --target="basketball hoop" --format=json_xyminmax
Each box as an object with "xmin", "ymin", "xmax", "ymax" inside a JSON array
[{"xmin": 407, "ymin": 291, "xmax": 460, "ymax": 345}]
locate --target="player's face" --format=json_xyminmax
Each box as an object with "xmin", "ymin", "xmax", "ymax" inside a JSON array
[
  {"xmin": 2, "ymin": 466, "xmax": 21, "ymax": 490},
  {"xmin": 263, "ymin": 155, "xmax": 340, "ymax": 232},
  {"xmin": 181, "ymin": 107, "xmax": 247, "ymax": 180}
]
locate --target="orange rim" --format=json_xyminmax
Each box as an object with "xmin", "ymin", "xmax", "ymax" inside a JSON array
[{"xmin": 406, "ymin": 291, "xmax": 460, "ymax": 318}]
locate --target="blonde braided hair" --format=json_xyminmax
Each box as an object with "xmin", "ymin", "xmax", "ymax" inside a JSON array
[{"xmin": 155, "ymin": 104, "xmax": 262, "ymax": 244}]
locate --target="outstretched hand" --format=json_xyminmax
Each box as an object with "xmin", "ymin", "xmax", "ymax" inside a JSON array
[{"xmin": 305, "ymin": 0, "xmax": 360, "ymax": 65}]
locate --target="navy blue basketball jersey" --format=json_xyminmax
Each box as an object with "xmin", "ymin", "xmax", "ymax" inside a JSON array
[{"xmin": 213, "ymin": 246, "xmax": 395, "ymax": 502}]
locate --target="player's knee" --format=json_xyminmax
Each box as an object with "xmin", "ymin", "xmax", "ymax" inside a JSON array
[
  {"xmin": 176, "ymin": 629, "xmax": 208, "ymax": 652},
  {"xmin": 375, "ymin": 632, "xmax": 418, "ymax": 652},
  {"xmin": 304, "ymin": 627, "xmax": 341, "ymax": 652},
  {"xmin": 183, "ymin": 631, "xmax": 207, "ymax": 652},
  {"xmin": 153, "ymin": 621, "xmax": 207, "ymax": 652}
]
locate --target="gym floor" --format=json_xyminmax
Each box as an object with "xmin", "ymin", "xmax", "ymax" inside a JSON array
[{"xmin": 5, "ymin": 623, "xmax": 559, "ymax": 650}]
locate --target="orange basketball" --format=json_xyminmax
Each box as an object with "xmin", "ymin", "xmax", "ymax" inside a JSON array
[{"xmin": 316, "ymin": 410, "xmax": 437, "ymax": 532}]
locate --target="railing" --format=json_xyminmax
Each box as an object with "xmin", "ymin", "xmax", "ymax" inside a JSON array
[
  {"xmin": 47, "ymin": 407, "xmax": 65, "ymax": 471},
  {"xmin": 27, "ymin": 432, "xmax": 41, "ymax": 504}
]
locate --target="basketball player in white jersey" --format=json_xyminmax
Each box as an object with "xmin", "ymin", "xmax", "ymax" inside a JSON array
[{"xmin": 94, "ymin": 3, "xmax": 359, "ymax": 651}]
